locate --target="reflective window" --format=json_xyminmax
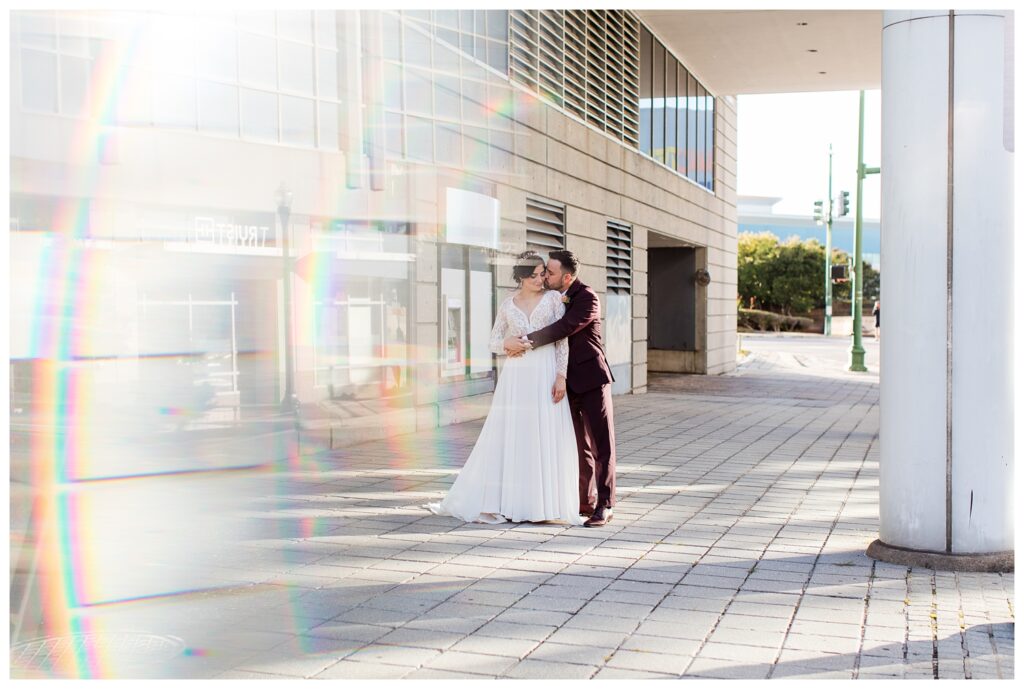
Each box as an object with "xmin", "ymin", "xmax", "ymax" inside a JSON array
[
  {"xmin": 687, "ymin": 72, "xmax": 697, "ymax": 178},
  {"xmin": 383, "ymin": 63, "xmax": 403, "ymax": 109},
  {"xmin": 196, "ymin": 24, "xmax": 238, "ymax": 82},
  {"xmin": 240, "ymin": 88, "xmax": 278, "ymax": 141},
  {"xmin": 436, "ymin": 123, "xmax": 461, "ymax": 166},
  {"xmin": 486, "ymin": 10, "xmax": 507, "ymax": 40},
  {"xmin": 405, "ymin": 68, "xmax": 433, "ymax": 117},
  {"xmin": 705, "ymin": 95, "xmax": 715, "ymax": 191},
  {"xmin": 382, "ymin": 13, "xmax": 401, "ymax": 60},
  {"xmin": 60, "ymin": 54, "xmax": 91, "ymax": 114},
  {"xmin": 676, "ymin": 66, "xmax": 687, "ymax": 176},
  {"xmin": 695, "ymin": 82, "xmax": 707, "ymax": 189},
  {"xmin": 236, "ymin": 10, "xmax": 276, "ymax": 35},
  {"xmin": 385, "ymin": 112, "xmax": 404, "ymax": 155},
  {"xmin": 317, "ymin": 48, "xmax": 339, "ymax": 100},
  {"xmin": 639, "ymin": 27, "xmax": 651, "ymax": 155},
  {"xmin": 21, "ymin": 50, "xmax": 58, "ymax": 112},
  {"xmin": 279, "ymin": 41, "xmax": 314, "ymax": 95},
  {"xmin": 435, "ymin": 74, "xmax": 461, "ymax": 120},
  {"xmin": 239, "ymin": 32, "xmax": 277, "ymax": 88},
  {"xmin": 665, "ymin": 59, "xmax": 677, "ymax": 170},
  {"xmin": 372, "ymin": 10, "xmax": 518, "ymax": 173},
  {"xmin": 198, "ymin": 80, "xmax": 239, "ymax": 136},
  {"xmin": 277, "ymin": 10, "xmax": 312, "ymax": 44},
  {"xmin": 318, "ymin": 101, "xmax": 339, "ymax": 150},
  {"xmin": 153, "ymin": 74, "xmax": 196, "ymax": 129},
  {"xmin": 653, "ymin": 43, "xmax": 665, "ymax": 165},
  {"xmin": 315, "ymin": 10, "xmax": 336, "ymax": 47},
  {"xmin": 57, "ymin": 14, "xmax": 90, "ymax": 56},
  {"xmin": 404, "ymin": 23, "xmax": 431, "ymax": 66},
  {"xmin": 637, "ymin": 23, "xmax": 715, "ymax": 191},
  {"xmin": 19, "ymin": 11, "xmax": 58, "ymax": 50},
  {"xmin": 407, "ymin": 115, "xmax": 433, "ymax": 161},
  {"xmin": 281, "ymin": 95, "xmax": 315, "ymax": 147}
]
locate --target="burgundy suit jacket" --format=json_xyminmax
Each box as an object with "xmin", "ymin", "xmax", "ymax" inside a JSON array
[{"xmin": 527, "ymin": 280, "xmax": 614, "ymax": 395}]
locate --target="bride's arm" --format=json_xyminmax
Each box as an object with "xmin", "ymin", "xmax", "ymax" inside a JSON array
[
  {"xmin": 553, "ymin": 298, "xmax": 569, "ymax": 377},
  {"xmin": 489, "ymin": 298, "xmax": 511, "ymax": 355}
]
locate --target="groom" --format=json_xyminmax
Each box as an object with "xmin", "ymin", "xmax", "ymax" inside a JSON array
[{"xmin": 504, "ymin": 250, "xmax": 617, "ymax": 527}]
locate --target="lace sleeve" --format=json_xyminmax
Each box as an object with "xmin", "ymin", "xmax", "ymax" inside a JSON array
[
  {"xmin": 549, "ymin": 292, "xmax": 569, "ymax": 377},
  {"xmin": 489, "ymin": 298, "xmax": 510, "ymax": 355}
]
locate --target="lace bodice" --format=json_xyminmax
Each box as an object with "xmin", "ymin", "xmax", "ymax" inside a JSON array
[{"xmin": 489, "ymin": 289, "xmax": 568, "ymax": 376}]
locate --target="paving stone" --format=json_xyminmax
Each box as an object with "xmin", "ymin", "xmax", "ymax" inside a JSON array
[
  {"xmin": 593, "ymin": 667, "xmax": 678, "ymax": 679},
  {"xmin": 505, "ymin": 659, "xmax": 598, "ymax": 679},
  {"xmin": 620, "ymin": 634, "xmax": 702, "ymax": 657},
  {"xmin": 424, "ymin": 650, "xmax": 519, "ymax": 675},
  {"xmin": 606, "ymin": 649, "xmax": 693, "ymax": 675},
  {"xmin": 698, "ymin": 642, "xmax": 779, "ymax": 664},
  {"xmin": 448, "ymin": 634, "xmax": 539, "ymax": 658},
  {"xmin": 686, "ymin": 658, "xmax": 773, "ymax": 679},
  {"xmin": 312, "ymin": 660, "xmax": 414, "ymax": 679}
]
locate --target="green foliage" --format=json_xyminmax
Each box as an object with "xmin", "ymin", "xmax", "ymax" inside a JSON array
[{"xmin": 737, "ymin": 231, "xmax": 880, "ymax": 315}]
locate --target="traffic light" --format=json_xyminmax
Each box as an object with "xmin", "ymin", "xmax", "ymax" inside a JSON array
[
  {"xmin": 813, "ymin": 200, "xmax": 824, "ymax": 225},
  {"xmin": 838, "ymin": 190, "xmax": 850, "ymax": 217}
]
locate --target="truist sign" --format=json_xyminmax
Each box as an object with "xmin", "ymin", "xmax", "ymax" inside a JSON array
[{"xmin": 193, "ymin": 215, "xmax": 275, "ymax": 248}]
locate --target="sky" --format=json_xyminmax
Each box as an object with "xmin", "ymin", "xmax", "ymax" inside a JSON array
[{"xmin": 737, "ymin": 90, "xmax": 882, "ymax": 220}]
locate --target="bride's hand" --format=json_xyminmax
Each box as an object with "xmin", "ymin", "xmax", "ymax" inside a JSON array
[{"xmin": 552, "ymin": 375, "xmax": 567, "ymax": 404}]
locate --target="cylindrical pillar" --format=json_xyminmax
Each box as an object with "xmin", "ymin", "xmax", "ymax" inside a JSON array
[{"xmin": 871, "ymin": 10, "xmax": 1014, "ymax": 571}]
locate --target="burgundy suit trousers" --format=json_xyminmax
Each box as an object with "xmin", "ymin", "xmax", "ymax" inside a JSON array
[{"xmin": 568, "ymin": 383, "xmax": 616, "ymax": 510}]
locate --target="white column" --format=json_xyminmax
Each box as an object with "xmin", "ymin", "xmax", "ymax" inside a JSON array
[{"xmin": 877, "ymin": 11, "xmax": 1013, "ymax": 566}]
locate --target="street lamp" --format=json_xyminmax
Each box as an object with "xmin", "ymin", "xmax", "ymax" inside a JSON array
[
  {"xmin": 850, "ymin": 90, "xmax": 880, "ymax": 372},
  {"xmin": 276, "ymin": 184, "xmax": 299, "ymax": 413}
]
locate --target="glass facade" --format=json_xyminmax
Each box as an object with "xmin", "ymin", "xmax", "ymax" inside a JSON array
[{"xmin": 638, "ymin": 25, "xmax": 715, "ymax": 191}]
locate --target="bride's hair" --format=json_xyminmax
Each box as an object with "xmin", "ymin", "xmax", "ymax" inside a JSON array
[{"xmin": 512, "ymin": 250, "xmax": 545, "ymax": 285}]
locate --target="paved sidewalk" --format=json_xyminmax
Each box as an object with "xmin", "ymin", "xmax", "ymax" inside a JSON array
[{"xmin": 11, "ymin": 340, "xmax": 1013, "ymax": 679}]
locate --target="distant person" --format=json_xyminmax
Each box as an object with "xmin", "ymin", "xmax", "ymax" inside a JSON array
[{"xmin": 872, "ymin": 300, "xmax": 881, "ymax": 340}]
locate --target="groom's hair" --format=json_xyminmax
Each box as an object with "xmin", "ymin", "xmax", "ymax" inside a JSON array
[{"xmin": 548, "ymin": 250, "xmax": 579, "ymax": 276}]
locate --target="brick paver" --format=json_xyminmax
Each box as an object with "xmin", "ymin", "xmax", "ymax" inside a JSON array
[{"xmin": 11, "ymin": 338, "xmax": 1013, "ymax": 679}]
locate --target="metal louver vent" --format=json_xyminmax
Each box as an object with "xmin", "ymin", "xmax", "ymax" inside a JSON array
[
  {"xmin": 526, "ymin": 197, "xmax": 566, "ymax": 252},
  {"xmin": 509, "ymin": 10, "xmax": 640, "ymax": 148},
  {"xmin": 607, "ymin": 221, "xmax": 632, "ymax": 294}
]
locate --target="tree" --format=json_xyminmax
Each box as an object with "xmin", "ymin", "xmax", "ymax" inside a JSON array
[{"xmin": 737, "ymin": 232, "xmax": 879, "ymax": 316}]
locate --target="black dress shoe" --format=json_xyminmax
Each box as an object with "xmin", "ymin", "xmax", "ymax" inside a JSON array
[{"xmin": 584, "ymin": 506, "xmax": 613, "ymax": 527}]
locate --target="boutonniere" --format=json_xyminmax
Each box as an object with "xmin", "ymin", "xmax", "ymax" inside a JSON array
[{"xmin": 561, "ymin": 295, "xmax": 571, "ymax": 305}]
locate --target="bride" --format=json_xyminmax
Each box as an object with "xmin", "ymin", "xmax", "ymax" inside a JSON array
[{"xmin": 426, "ymin": 251, "xmax": 584, "ymax": 526}]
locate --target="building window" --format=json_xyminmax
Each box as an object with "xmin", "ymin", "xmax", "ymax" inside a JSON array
[
  {"xmin": 16, "ymin": 11, "xmax": 97, "ymax": 117},
  {"xmin": 440, "ymin": 245, "xmax": 495, "ymax": 380},
  {"xmin": 525, "ymin": 196, "xmax": 566, "ymax": 254},
  {"xmin": 639, "ymin": 24, "xmax": 715, "ymax": 192},
  {"xmin": 311, "ymin": 221, "xmax": 412, "ymax": 398},
  {"xmin": 13, "ymin": 10, "xmax": 344, "ymax": 150},
  {"xmin": 376, "ymin": 10, "xmax": 513, "ymax": 172}
]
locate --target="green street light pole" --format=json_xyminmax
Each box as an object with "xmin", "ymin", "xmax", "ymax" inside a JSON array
[
  {"xmin": 850, "ymin": 90, "xmax": 880, "ymax": 372},
  {"xmin": 824, "ymin": 144, "xmax": 834, "ymax": 336}
]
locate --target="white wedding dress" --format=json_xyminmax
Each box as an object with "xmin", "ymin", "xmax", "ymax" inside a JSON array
[{"xmin": 427, "ymin": 289, "xmax": 584, "ymax": 525}]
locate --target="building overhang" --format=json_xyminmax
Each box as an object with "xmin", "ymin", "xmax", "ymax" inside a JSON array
[{"xmin": 633, "ymin": 10, "xmax": 883, "ymax": 96}]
